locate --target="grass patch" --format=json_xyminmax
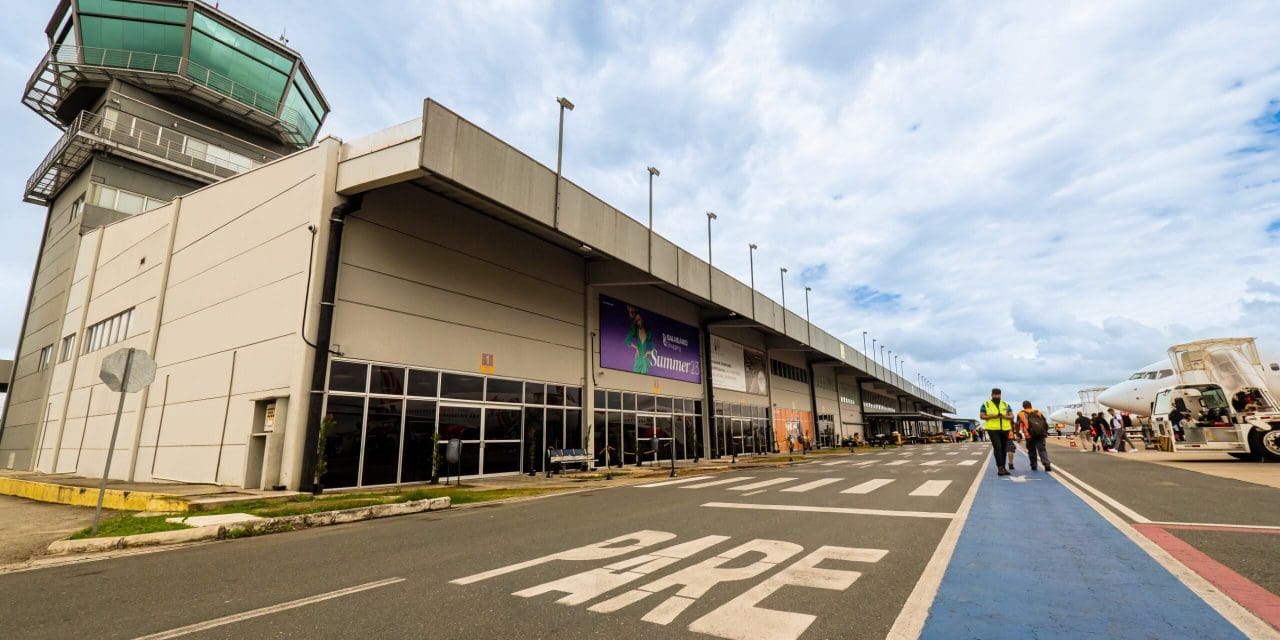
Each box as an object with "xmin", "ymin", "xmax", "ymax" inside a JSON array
[{"xmin": 68, "ymin": 515, "xmax": 190, "ymax": 540}]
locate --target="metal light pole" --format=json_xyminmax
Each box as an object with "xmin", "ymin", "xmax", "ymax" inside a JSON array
[
  {"xmin": 872, "ymin": 338, "xmax": 878, "ymax": 377},
  {"xmin": 706, "ymin": 211, "xmax": 716, "ymax": 298},
  {"xmin": 880, "ymin": 346, "xmax": 885, "ymax": 378},
  {"xmin": 552, "ymin": 97, "xmax": 574, "ymax": 229},
  {"xmin": 779, "ymin": 267, "xmax": 788, "ymax": 334},
  {"xmin": 749, "ymin": 244, "xmax": 758, "ymax": 317},
  {"xmin": 804, "ymin": 286, "xmax": 812, "ymax": 344},
  {"xmin": 647, "ymin": 166, "xmax": 659, "ymax": 271}
]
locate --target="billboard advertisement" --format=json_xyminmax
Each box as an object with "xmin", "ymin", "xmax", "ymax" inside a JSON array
[
  {"xmin": 710, "ymin": 336, "xmax": 768, "ymax": 395},
  {"xmin": 599, "ymin": 295, "xmax": 702, "ymax": 383}
]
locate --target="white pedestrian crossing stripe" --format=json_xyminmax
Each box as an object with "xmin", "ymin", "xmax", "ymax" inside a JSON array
[
  {"xmin": 920, "ymin": 460, "xmax": 945, "ymax": 466},
  {"xmin": 820, "ymin": 460, "xmax": 849, "ymax": 466},
  {"xmin": 957, "ymin": 460, "xmax": 979, "ymax": 466},
  {"xmin": 884, "ymin": 460, "xmax": 908, "ymax": 466},
  {"xmin": 728, "ymin": 478, "xmax": 797, "ymax": 491},
  {"xmin": 780, "ymin": 478, "xmax": 842, "ymax": 493},
  {"xmin": 842, "ymin": 479, "xmax": 894, "ymax": 494},
  {"xmin": 909, "ymin": 480, "xmax": 952, "ymax": 497},
  {"xmin": 681, "ymin": 477, "xmax": 756, "ymax": 489},
  {"xmin": 637, "ymin": 476, "xmax": 712, "ymax": 488},
  {"xmin": 850, "ymin": 460, "xmax": 877, "ymax": 467}
]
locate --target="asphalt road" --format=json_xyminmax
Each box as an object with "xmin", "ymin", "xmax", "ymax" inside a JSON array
[
  {"xmin": 0, "ymin": 444, "xmax": 989, "ymax": 640},
  {"xmin": 1048, "ymin": 446, "xmax": 1280, "ymax": 597},
  {"xmin": 2, "ymin": 441, "xmax": 1276, "ymax": 640}
]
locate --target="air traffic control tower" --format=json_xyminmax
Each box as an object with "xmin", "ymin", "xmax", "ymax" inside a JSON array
[{"xmin": 2, "ymin": 0, "xmax": 328, "ymax": 470}]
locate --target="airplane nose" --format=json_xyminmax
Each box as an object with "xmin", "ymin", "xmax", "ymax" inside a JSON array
[{"xmin": 1097, "ymin": 385, "xmax": 1128, "ymax": 411}]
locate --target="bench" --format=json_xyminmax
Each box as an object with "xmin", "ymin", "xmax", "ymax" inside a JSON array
[{"xmin": 547, "ymin": 448, "xmax": 591, "ymax": 475}]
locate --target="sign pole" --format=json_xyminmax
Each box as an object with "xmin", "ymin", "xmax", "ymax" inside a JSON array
[{"xmin": 92, "ymin": 348, "xmax": 134, "ymax": 536}]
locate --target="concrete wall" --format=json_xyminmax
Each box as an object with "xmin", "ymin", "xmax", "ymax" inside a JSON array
[
  {"xmin": 0, "ymin": 169, "xmax": 95, "ymax": 470},
  {"xmin": 17, "ymin": 143, "xmax": 338, "ymax": 486},
  {"xmin": 333, "ymin": 183, "xmax": 586, "ymax": 387}
]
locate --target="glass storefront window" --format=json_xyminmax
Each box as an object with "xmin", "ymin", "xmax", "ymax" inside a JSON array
[
  {"xmin": 607, "ymin": 391, "xmax": 621, "ymax": 410},
  {"xmin": 484, "ymin": 408, "xmax": 522, "ymax": 441},
  {"xmin": 320, "ymin": 395, "xmax": 363, "ymax": 489},
  {"xmin": 656, "ymin": 396, "xmax": 672, "ymax": 413},
  {"xmin": 545, "ymin": 409, "xmax": 566, "ymax": 450},
  {"xmin": 408, "ymin": 369, "xmax": 438, "ymax": 398},
  {"xmin": 328, "ymin": 361, "xmax": 367, "ymax": 393},
  {"xmin": 486, "ymin": 378, "xmax": 523, "ymax": 404},
  {"xmin": 547, "ymin": 385, "xmax": 565, "ymax": 406},
  {"xmin": 566, "ymin": 409, "xmax": 583, "ymax": 449},
  {"xmin": 361, "ymin": 397, "xmax": 401, "ymax": 486},
  {"xmin": 438, "ymin": 405, "xmax": 481, "ymax": 441},
  {"xmin": 637, "ymin": 394, "xmax": 656, "ymax": 412},
  {"xmin": 441, "ymin": 373, "xmax": 483, "ymax": 401},
  {"xmin": 523, "ymin": 407, "xmax": 544, "ymax": 473},
  {"xmin": 370, "ymin": 365, "xmax": 404, "ymax": 396},
  {"xmin": 565, "ymin": 387, "xmax": 582, "ymax": 407},
  {"xmin": 525, "ymin": 383, "xmax": 546, "ymax": 405},
  {"xmin": 401, "ymin": 400, "xmax": 436, "ymax": 483}
]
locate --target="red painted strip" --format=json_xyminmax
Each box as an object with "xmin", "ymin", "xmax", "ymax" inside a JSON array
[
  {"xmin": 1156, "ymin": 524, "xmax": 1280, "ymax": 536},
  {"xmin": 1135, "ymin": 523, "xmax": 1280, "ymax": 631}
]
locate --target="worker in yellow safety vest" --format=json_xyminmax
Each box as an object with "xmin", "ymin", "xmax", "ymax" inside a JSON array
[{"xmin": 980, "ymin": 387, "xmax": 1015, "ymax": 476}]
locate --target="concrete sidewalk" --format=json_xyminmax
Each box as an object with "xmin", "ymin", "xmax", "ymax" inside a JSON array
[
  {"xmin": 0, "ymin": 495, "xmax": 97, "ymax": 566},
  {"xmin": 0, "ymin": 470, "xmax": 300, "ymax": 512},
  {"xmin": 1046, "ymin": 437, "xmax": 1280, "ymax": 489}
]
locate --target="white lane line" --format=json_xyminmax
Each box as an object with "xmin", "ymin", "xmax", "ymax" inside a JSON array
[
  {"xmin": 1052, "ymin": 466, "xmax": 1150, "ymax": 523},
  {"xmin": 1049, "ymin": 467, "xmax": 1280, "ymax": 639},
  {"xmin": 680, "ymin": 476, "xmax": 756, "ymax": 489},
  {"xmin": 850, "ymin": 460, "xmax": 877, "ymax": 467},
  {"xmin": 1149, "ymin": 521, "xmax": 1280, "ymax": 531},
  {"xmin": 842, "ymin": 479, "xmax": 894, "ymax": 494},
  {"xmin": 920, "ymin": 460, "xmax": 945, "ymax": 467},
  {"xmin": 884, "ymin": 460, "xmax": 909, "ymax": 466},
  {"xmin": 910, "ymin": 480, "xmax": 952, "ymax": 497},
  {"xmin": 780, "ymin": 478, "xmax": 842, "ymax": 493},
  {"xmin": 727, "ymin": 477, "xmax": 797, "ymax": 491},
  {"xmin": 885, "ymin": 448, "xmax": 988, "ymax": 640},
  {"xmin": 636, "ymin": 476, "xmax": 711, "ymax": 488},
  {"xmin": 957, "ymin": 460, "xmax": 978, "ymax": 466},
  {"xmin": 701, "ymin": 502, "xmax": 955, "ymax": 520},
  {"xmin": 132, "ymin": 577, "xmax": 405, "ymax": 640}
]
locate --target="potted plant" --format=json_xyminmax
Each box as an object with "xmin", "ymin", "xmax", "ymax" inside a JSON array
[
  {"xmin": 313, "ymin": 415, "xmax": 334, "ymax": 494},
  {"xmin": 430, "ymin": 430, "xmax": 441, "ymax": 484}
]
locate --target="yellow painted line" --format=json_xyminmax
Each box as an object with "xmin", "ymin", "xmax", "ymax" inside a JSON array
[{"xmin": 0, "ymin": 477, "xmax": 189, "ymax": 512}]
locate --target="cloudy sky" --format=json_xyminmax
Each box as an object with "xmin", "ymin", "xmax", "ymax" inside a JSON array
[{"xmin": 2, "ymin": 0, "xmax": 1278, "ymax": 415}]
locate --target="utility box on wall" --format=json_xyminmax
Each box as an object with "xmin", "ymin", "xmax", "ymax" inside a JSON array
[{"xmin": 245, "ymin": 397, "xmax": 289, "ymax": 490}]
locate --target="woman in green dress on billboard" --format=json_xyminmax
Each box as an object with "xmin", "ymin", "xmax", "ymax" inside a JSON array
[{"xmin": 624, "ymin": 305, "xmax": 654, "ymax": 374}]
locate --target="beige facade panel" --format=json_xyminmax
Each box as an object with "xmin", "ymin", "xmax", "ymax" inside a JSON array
[
  {"xmin": 419, "ymin": 100, "xmax": 556, "ymax": 228},
  {"xmin": 556, "ymin": 180, "xmax": 620, "ymax": 256},
  {"xmin": 710, "ymin": 268, "xmax": 752, "ymax": 318},
  {"xmin": 335, "ymin": 137, "xmax": 422, "ymax": 195},
  {"xmin": 675, "ymin": 248, "xmax": 710, "ymax": 300},
  {"xmin": 612, "ymin": 212, "xmax": 650, "ymax": 271},
  {"xmin": 170, "ymin": 149, "xmax": 325, "ymax": 252},
  {"xmin": 650, "ymin": 235, "xmax": 678, "ymax": 284}
]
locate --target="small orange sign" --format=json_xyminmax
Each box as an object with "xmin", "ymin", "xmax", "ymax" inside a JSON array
[{"xmin": 480, "ymin": 353, "xmax": 495, "ymax": 374}]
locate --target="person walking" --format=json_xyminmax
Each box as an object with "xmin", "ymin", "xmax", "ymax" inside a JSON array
[
  {"xmin": 1074, "ymin": 411, "xmax": 1092, "ymax": 451},
  {"xmin": 980, "ymin": 388, "xmax": 1015, "ymax": 476},
  {"xmin": 1109, "ymin": 409, "xmax": 1136, "ymax": 452},
  {"xmin": 1091, "ymin": 412, "xmax": 1110, "ymax": 451},
  {"xmin": 1017, "ymin": 401, "xmax": 1052, "ymax": 472}
]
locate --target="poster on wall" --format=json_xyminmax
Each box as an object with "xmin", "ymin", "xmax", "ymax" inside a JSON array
[
  {"xmin": 599, "ymin": 295, "xmax": 702, "ymax": 383},
  {"xmin": 710, "ymin": 336, "xmax": 768, "ymax": 395}
]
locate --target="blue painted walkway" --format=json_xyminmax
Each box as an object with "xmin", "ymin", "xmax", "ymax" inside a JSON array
[{"xmin": 920, "ymin": 448, "xmax": 1246, "ymax": 640}]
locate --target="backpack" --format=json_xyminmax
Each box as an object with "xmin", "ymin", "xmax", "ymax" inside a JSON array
[{"xmin": 1025, "ymin": 410, "xmax": 1050, "ymax": 438}]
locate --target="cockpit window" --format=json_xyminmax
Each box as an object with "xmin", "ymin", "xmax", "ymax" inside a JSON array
[
  {"xmin": 1158, "ymin": 369, "xmax": 1174, "ymax": 378},
  {"xmin": 1271, "ymin": 363, "xmax": 1279, "ymax": 371},
  {"xmin": 1128, "ymin": 371, "xmax": 1151, "ymax": 380}
]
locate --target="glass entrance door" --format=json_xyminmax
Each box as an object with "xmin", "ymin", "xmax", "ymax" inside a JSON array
[
  {"xmin": 638, "ymin": 413, "xmax": 669, "ymax": 466},
  {"xmin": 733, "ymin": 418, "xmax": 753, "ymax": 454}
]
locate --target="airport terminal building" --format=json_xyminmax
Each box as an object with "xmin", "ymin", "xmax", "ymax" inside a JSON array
[{"xmin": 0, "ymin": 0, "xmax": 952, "ymax": 491}]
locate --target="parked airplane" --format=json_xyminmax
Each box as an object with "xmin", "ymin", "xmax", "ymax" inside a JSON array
[
  {"xmin": 1048, "ymin": 387, "xmax": 1109, "ymax": 424},
  {"xmin": 1098, "ymin": 343, "xmax": 1280, "ymax": 416}
]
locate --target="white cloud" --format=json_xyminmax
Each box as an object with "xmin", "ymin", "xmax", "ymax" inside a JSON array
[{"xmin": 1, "ymin": 0, "xmax": 1278, "ymax": 415}]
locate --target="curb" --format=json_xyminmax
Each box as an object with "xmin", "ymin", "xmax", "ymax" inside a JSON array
[
  {"xmin": 0, "ymin": 476, "xmax": 188, "ymax": 512},
  {"xmin": 47, "ymin": 496, "xmax": 451, "ymax": 555}
]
